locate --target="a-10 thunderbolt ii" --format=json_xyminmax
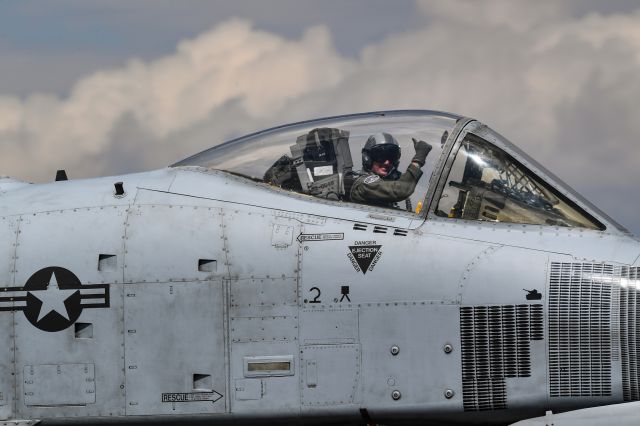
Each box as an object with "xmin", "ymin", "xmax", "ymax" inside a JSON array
[{"xmin": 0, "ymin": 109, "xmax": 639, "ymax": 426}]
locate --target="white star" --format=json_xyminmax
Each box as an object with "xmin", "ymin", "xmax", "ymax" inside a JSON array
[{"xmin": 30, "ymin": 271, "xmax": 78, "ymax": 322}]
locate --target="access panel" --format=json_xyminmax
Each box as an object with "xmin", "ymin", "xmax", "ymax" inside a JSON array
[
  {"xmin": 13, "ymin": 208, "xmax": 126, "ymax": 419},
  {"xmin": 124, "ymin": 281, "xmax": 226, "ymax": 415}
]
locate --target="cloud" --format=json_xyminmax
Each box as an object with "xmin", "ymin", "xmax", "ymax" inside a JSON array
[
  {"xmin": 417, "ymin": 0, "xmax": 571, "ymax": 32},
  {"xmin": 0, "ymin": 19, "xmax": 355, "ymax": 180},
  {"xmin": 1, "ymin": 3, "xmax": 640, "ymax": 231}
]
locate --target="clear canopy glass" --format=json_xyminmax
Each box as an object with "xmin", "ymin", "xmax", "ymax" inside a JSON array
[
  {"xmin": 173, "ymin": 111, "xmax": 461, "ymax": 214},
  {"xmin": 435, "ymin": 132, "xmax": 605, "ymax": 229},
  {"xmin": 172, "ymin": 110, "xmax": 624, "ymax": 232}
]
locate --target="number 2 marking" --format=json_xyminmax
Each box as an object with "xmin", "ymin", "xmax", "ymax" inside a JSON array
[{"xmin": 309, "ymin": 287, "xmax": 321, "ymax": 304}]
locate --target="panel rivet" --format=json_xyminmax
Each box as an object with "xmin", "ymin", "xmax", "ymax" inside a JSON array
[
  {"xmin": 391, "ymin": 390, "xmax": 401, "ymax": 400},
  {"xmin": 444, "ymin": 389, "xmax": 454, "ymax": 399},
  {"xmin": 390, "ymin": 345, "xmax": 400, "ymax": 356},
  {"xmin": 443, "ymin": 344, "xmax": 453, "ymax": 354}
]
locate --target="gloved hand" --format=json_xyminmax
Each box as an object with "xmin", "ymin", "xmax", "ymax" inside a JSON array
[{"xmin": 411, "ymin": 138, "xmax": 432, "ymax": 167}]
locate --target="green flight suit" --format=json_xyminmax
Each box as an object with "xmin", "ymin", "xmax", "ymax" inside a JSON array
[{"xmin": 346, "ymin": 163, "xmax": 424, "ymax": 208}]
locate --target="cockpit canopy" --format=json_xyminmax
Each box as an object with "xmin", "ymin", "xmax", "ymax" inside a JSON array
[
  {"xmin": 174, "ymin": 110, "xmax": 458, "ymax": 214},
  {"xmin": 173, "ymin": 110, "xmax": 614, "ymax": 232}
]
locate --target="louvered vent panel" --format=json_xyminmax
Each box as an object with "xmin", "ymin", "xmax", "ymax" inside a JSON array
[
  {"xmin": 619, "ymin": 266, "xmax": 640, "ymax": 401},
  {"xmin": 460, "ymin": 304, "xmax": 543, "ymax": 411},
  {"xmin": 548, "ymin": 262, "xmax": 613, "ymax": 398},
  {"xmin": 373, "ymin": 226, "xmax": 387, "ymax": 234}
]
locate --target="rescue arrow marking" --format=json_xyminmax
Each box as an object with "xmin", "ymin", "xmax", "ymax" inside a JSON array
[
  {"xmin": 297, "ymin": 233, "xmax": 344, "ymax": 243},
  {"xmin": 162, "ymin": 391, "xmax": 223, "ymax": 404}
]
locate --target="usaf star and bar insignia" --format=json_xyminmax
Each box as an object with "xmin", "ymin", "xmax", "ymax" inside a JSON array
[{"xmin": 0, "ymin": 266, "xmax": 109, "ymax": 332}]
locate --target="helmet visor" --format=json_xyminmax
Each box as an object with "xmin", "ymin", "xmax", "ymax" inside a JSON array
[{"xmin": 370, "ymin": 144, "xmax": 400, "ymax": 164}]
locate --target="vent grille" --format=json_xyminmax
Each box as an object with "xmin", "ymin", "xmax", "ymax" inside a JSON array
[
  {"xmin": 353, "ymin": 223, "xmax": 367, "ymax": 231},
  {"xmin": 393, "ymin": 229, "xmax": 408, "ymax": 237},
  {"xmin": 620, "ymin": 266, "xmax": 640, "ymax": 401},
  {"xmin": 548, "ymin": 262, "xmax": 613, "ymax": 398},
  {"xmin": 460, "ymin": 304, "xmax": 543, "ymax": 411},
  {"xmin": 373, "ymin": 226, "xmax": 387, "ymax": 234}
]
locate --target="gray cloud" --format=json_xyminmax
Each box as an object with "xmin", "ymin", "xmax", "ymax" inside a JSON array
[
  {"xmin": 0, "ymin": 0, "xmax": 418, "ymax": 96},
  {"xmin": 0, "ymin": 20, "xmax": 355, "ymax": 180},
  {"xmin": 0, "ymin": 51, "xmax": 131, "ymax": 97},
  {"xmin": 1, "ymin": 1, "xmax": 640, "ymax": 233}
]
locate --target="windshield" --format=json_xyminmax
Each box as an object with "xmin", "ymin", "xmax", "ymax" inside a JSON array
[
  {"xmin": 173, "ymin": 110, "xmax": 460, "ymax": 214},
  {"xmin": 436, "ymin": 133, "xmax": 604, "ymax": 229},
  {"xmin": 475, "ymin": 125, "xmax": 627, "ymax": 233}
]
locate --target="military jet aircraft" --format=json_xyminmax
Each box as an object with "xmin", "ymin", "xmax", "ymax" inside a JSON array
[{"xmin": 0, "ymin": 110, "xmax": 638, "ymax": 426}]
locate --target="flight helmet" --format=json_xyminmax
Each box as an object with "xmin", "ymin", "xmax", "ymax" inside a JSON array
[{"xmin": 362, "ymin": 132, "xmax": 401, "ymax": 173}]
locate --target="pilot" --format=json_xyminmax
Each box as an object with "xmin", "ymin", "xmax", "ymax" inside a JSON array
[{"xmin": 344, "ymin": 133, "xmax": 432, "ymax": 208}]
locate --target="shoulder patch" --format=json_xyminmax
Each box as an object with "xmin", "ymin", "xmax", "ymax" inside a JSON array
[{"xmin": 363, "ymin": 175, "xmax": 381, "ymax": 184}]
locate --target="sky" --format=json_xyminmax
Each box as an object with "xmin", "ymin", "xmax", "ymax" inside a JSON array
[{"xmin": 0, "ymin": 0, "xmax": 639, "ymax": 234}]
